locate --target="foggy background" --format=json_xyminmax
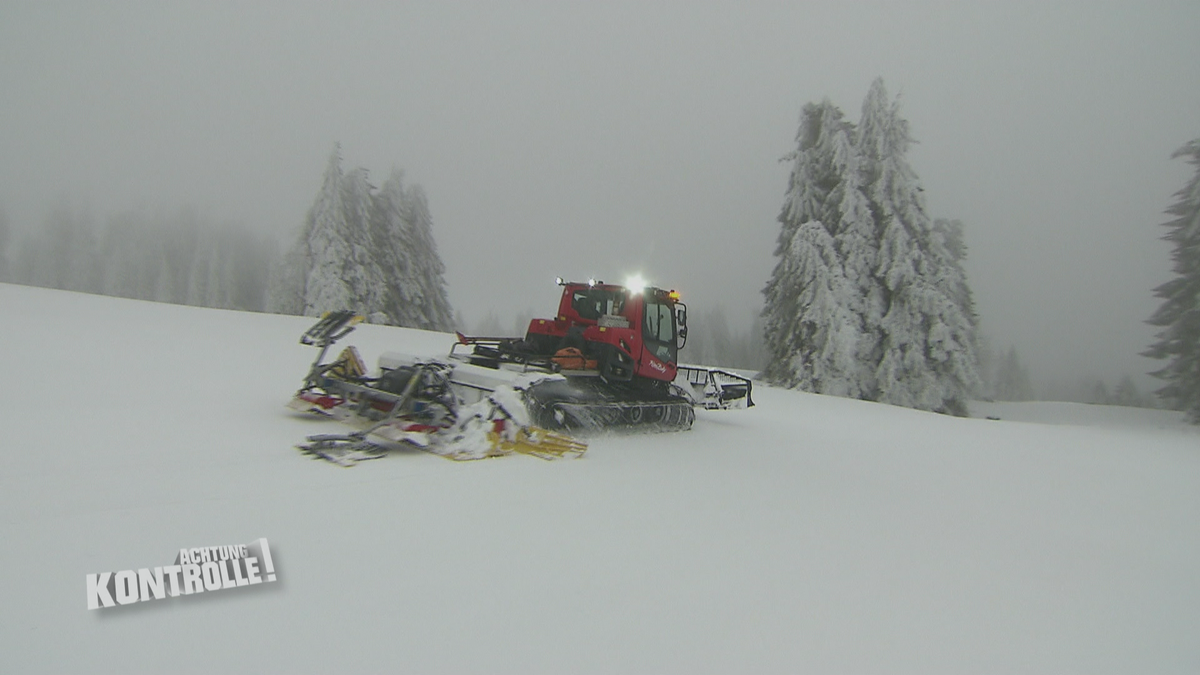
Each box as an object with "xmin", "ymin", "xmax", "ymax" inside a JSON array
[{"xmin": 2, "ymin": 1, "xmax": 1198, "ymax": 398}]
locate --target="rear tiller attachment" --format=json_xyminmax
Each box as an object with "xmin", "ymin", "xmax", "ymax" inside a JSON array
[{"xmin": 288, "ymin": 312, "xmax": 587, "ymax": 466}]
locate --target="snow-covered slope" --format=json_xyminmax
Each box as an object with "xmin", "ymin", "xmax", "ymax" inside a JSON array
[{"xmin": 2, "ymin": 282, "xmax": 1198, "ymax": 673}]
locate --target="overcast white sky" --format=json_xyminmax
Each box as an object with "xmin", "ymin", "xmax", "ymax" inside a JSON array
[{"xmin": 2, "ymin": 1, "xmax": 1198, "ymax": 393}]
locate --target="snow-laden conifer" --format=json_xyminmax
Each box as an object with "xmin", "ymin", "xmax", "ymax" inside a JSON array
[
  {"xmin": 829, "ymin": 116, "xmax": 883, "ymax": 393},
  {"xmin": 762, "ymin": 222, "xmax": 861, "ymax": 394},
  {"xmin": 762, "ymin": 101, "xmax": 866, "ymax": 396},
  {"xmin": 270, "ymin": 145, "xmax": 455, "ymax": 330},
  {"xmin": 857, "ymin": 78, "xmax": 979, "ymax": 414},
  {"xmin": 288, "ymin": 146, "xmax": 353, "ymax": 315},
  {"xmin": 336, "ymin": 166, "xmax": 383, "ymax": 317},
  {"xmin": 931, "ymin": 218, "xmax": 976, "ymax": 326},
  {"xmin": 278, "ymin": 146, "xmax": 387, "ymax": 319},
  {"xmin": 991, "ymin": 345, "xmax": 1034, "ymax": 401},
  {"xmin": 403, "ymin": 184, "xmax": 454, "ymax": 331},
  {"xmin": 0, "ymin": 206, "xmax": 9, "ymax": 282},
  {"xmin": 266, "ymin": 235, "xmax": 309, "ymax": 315},
  {"xmin": 1112, "ymin": 375, "xmax": 1145, "ymax": 408},
  {"xmin": 367, "ymin": 169, "xmax": 415, "ymax": 326},
  {"xmin": 1144, "ymin": 139, "xmax": 1200, "ymax": 422}
]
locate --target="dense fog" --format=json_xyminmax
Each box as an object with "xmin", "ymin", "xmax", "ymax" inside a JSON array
[{"xmin": 2, "ymin": 1, "xmax": 1198, "ymax": 404}]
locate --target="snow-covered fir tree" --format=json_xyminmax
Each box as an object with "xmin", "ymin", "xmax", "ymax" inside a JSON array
[
  {"xmin": 832, "ymin": 115, "xmax": 884, "ymax": 388},
  {"xmin": 992, "ymin": 346, "xmax": 1034, "ymax": 401},
  {"xmin": 15, "ymin": 206, "xmax": 101, "ymax": 293},
  {"xmin": 762, "ymin": 100, "xmax": 871, "ymax": 396},
  {"xmin": 932, "ymin": 218, "xmax": 976, "ymax": 325},
  {"xmin": 364, "ymin": 171, "xmax": 454, "ymax": 331},
  {"xmin": 0, "ymin": 206, "xmax": 9, "ymax": 282},
  {"xmin": 1112, "ymin": 375, "xmax": 1145, "ymax": 408},
  {"xmin": 336, "ymin": 166, "xmax": 385, "ymax": 315},
  {"xmin": 857, "ymin": 78, "xmax": 979, "ymax": 414},
  {"xmin": 368, "ymin": 169, "xmax": 416, "ymax": 326},
  {"xmin": 1144, "ymin": 138, "xmax": 1200, "ymax": 422},
  {"xmin": 269, "ymin": 145, "xmax": 454, "ymax": 331},
  {"xmin": 271, "ymin": 147, "xmax": 379, "ymax": 319},
  {"xmin": 97, "ymin": 211, "xmax": 138, "ymax": 299},
  {"xmin": 185, "ymin": 234, "xmax": 216, "ymax": 307},
  {"xmin": 762, "ymin": 222, "xmax": 862, "ymax": 394},
  {"xmin": 401, "ymin": 184, "xmax": 454, "ymax": 331},
  {"xmin": 269, "ymin": 147, "xmax": 348, "ymax": 315},
  {"xmin": 267, "ymin": 234, "xmax": 309, "ymax": 315},
  {"xmin": 762, "ymin": 79, "xmax": 980, "ymax": 415},
  {"xmin": 302, "ymin": 147, "xmax": 361, "ymax": 316}
]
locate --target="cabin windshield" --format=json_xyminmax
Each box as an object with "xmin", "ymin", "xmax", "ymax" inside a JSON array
[
  {"xmin": 571, "ymin": 289, "xmax": 625, "ymax": 320},
  {"xmin": 642, "ymin": 300, "xmax": 676, "ymax": 362}
]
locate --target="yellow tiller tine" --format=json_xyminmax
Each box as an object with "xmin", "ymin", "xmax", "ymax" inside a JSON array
[
  {"xmin": 489, "ymin": 426, "xmax": 587, "ymax": 460},
  {"xmin": 514, "ymin": 427, "xmax": 587, "ymax": 459}
]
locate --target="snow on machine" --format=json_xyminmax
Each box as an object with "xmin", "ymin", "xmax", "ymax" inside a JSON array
[{"xmin": 287, "ymin": 280, "xmax": 753, "ymax": 466}]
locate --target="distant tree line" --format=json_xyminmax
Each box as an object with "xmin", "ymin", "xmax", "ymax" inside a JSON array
[
  {"xmin": 974, "ymin": 339, "xmax": 1158, "ymax": 408},
  {"xmin": 0, "ymin": 145, "xmax": 455, "ymax": 333},
  {"xmin": 1087, "ymin": 375, "xmax": 1151, "ymax": 408},
  {"xmin": 1, "ymin": 205, "xmax": 274, "ymax": 311},
  {"xmin": 679, "ymin": 306, "xmax": 766, "ymax": 371},
  {"xmin": 976, "ymin": 340, "xmax": 1035, "ymax": 402},
  {"xmin": 762, "ymin": 78, "xmax": 979, "ymax": 415}
]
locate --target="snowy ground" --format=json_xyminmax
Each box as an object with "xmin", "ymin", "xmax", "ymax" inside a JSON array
[{"xmin": 2, "ymin": 282, "xmax": 1198, "ymax": 674}]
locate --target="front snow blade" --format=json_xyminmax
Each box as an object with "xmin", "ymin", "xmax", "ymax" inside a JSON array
[{"xmin": 676, "ymin": 366, "xmax": 755, "ymax": 410}]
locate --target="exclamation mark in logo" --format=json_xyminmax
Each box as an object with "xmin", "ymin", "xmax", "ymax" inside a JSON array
[{"xmin": 258, "ymin": 537, "xmax": 276, "ymax": 582}]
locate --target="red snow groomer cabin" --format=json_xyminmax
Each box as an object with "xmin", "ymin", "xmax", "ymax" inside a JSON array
[
  {"xmin": 521, "ymin": 279, "xmax": 685, "ymax": 384},
  {"xmin": 453, "ymin": 278, "xmax": 751, "ymax": 431}
]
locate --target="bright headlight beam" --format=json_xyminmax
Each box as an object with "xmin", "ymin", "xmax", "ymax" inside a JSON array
[{"xmin": 625, "ymin": 274, "xmax": 647, "ymax": 291}]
